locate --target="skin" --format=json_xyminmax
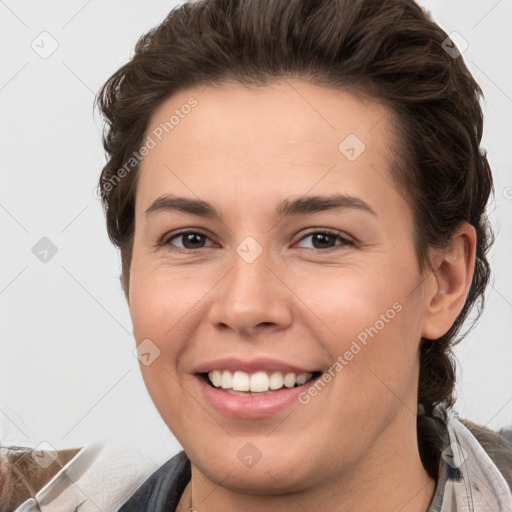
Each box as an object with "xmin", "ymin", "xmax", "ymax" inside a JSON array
[{"xmin": 127, "ymin": 80, "xmax": 476, "ymax": 512}]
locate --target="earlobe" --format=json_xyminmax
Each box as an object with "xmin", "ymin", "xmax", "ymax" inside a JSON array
[{"xmin": 421, "ymin": 222, "xmax": 477, "ymax": 340}]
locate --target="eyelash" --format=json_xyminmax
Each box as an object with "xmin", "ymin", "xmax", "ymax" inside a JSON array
[{"xmin": 159, "ymin": 229, "xmax": 354, "ymax": 253}]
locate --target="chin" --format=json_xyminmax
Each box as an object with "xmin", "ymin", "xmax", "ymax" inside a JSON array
[{"xmin": 187, "ymin": 439, "xmax": 326, "ymax": 494}]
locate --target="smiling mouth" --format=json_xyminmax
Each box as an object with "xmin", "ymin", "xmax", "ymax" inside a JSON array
[{"xmin": 201, "ymin": 370, "xmax": 322, "ymax": 395}]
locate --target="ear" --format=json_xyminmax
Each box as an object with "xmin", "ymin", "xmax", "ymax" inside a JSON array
[{"xmin": 421, "ymin": 222, "xmax": 477, "ymax": 340}]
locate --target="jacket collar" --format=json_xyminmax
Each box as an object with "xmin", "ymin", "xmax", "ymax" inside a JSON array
[{"xmin": 428, "ymin": 405, "xmax": 512, "ymax": 511}]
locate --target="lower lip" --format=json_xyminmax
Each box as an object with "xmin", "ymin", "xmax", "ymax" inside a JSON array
[{"xmin": 197, "ymin": 375, "xmax": 319, "ymax": 419}]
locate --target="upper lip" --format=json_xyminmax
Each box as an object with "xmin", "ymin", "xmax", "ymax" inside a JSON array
[{"xmin": 194, "ymin": 357, "xmax": 319, "ymax": 375}]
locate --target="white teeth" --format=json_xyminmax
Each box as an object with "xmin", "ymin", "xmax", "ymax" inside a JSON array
[
  {"xmin": 207, "ymin": 370, "xmax": 314, "ymax": 392},
  {"xmin": 269, "ymin": 371, "xmax": 284, "ymax": 390},
  {"xmin": 232, "ymin": 371, "xmax": 250, "ymax": 391},
  {"xmin": 283, "ymin": 372, "xmax": 296, "ymax": 388},
  {"xmin": 296, "ymin": 373, "xmax": 309, "ymax": 385},
  {"xmin": 250, "ymin": 371, "xmax": 269, "ymax": 392},
  {"xmin": 220, "ymin": 370, "xmax": 232, "ymax": 389},
  {"xmin": 210, "ymin": 370, "xmax": 222, "ymax": 387}
]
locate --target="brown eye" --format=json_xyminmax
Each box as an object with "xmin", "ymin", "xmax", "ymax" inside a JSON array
[
  {"xmin": 164, "ymin": 231, "xmax": 213, "ymax": 250},
  {"xmin": 295, "ymin": 230, "xmax": 353, "ymax": 250}
]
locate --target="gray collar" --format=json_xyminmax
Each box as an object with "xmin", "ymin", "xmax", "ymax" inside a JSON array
[{"xmin": 428, "ymin": 406, "xmax": 512, "ymax": 511}]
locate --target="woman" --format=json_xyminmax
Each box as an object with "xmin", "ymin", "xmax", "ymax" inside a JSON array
[
  {"xmin": 92, "ymin": 0, "xmax": 512, "ymax": 510},
  {"xmin": 3, "ymin": 0, "xmax": 512, "ymax": 511}
]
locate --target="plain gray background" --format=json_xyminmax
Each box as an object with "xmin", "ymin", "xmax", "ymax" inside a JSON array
[{"xmin": 1, "ymin": 0, "xmax": 511, "ymax": 454}]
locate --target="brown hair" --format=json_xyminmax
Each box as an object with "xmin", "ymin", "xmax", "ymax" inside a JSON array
[{"xmin": 95, "ymin": 0, "xmax": 495, "ymax": 480}]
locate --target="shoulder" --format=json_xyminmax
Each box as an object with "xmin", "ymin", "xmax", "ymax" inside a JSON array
[
  {"xmin": 460, "ymin": 418, "xmax": 512, "ymax": 490},
  {"xmin": 0, "ymin": 445, "xmax": 80, "ymax": 511},
  {"xmin": 424, "ymin": 408, "xmax": 512, "ymax": 511},
  {"xmin": 2, "ymin": 440, "xmax": 180, "ymax": 512},
  {"xmin": 117, "ymin": 450, "xmax": 191, "ymax": 512}
]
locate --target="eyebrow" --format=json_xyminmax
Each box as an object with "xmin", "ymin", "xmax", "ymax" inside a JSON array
[{"xmin": 144, "ymin": 193, "xmax": 377, "ymax": 219}]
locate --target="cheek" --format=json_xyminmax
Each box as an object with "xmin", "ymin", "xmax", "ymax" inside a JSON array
[
  {"xmin": 129, "ymin": 261, "xmax": 214, "ymax": 346},
  {"xmin": 128, "ymin": 265, "xmax": 199, "ymax": 426},
  {"xmin": 290, "ymin": 255, "xmax": 420, "ymax": 341},
  {"xmin": 291, "ymin": 258, "xmax": 424, "ymax": 398}
]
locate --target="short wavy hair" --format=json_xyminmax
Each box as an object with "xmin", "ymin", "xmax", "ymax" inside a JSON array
[{"xmin": 96, "ymin": 0, "xmax": 494, "ymax": 480}]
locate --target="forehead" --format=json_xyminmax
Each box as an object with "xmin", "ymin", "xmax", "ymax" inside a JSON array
[{"xmin": 135, "ymin": 80, "xmax": 406, "ymax": 220}]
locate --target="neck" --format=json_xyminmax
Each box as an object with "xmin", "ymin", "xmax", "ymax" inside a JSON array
[{"xmin": 178, "ymin": 409, "xmax": 436, "ymax": 512}]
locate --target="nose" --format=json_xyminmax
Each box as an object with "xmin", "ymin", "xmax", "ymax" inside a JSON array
[{"xmin": 207, "ymin": 246, "xmax": 293, "ymax": 337}]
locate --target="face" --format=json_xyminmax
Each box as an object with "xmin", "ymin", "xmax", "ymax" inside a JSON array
[{"xmin": 128, "ymin": 80, "xmax": 431, "ymax": 493}]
